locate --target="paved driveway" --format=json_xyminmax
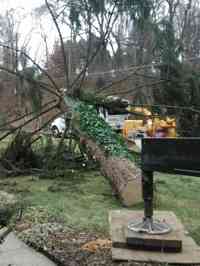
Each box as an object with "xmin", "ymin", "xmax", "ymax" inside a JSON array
[{"xmin": 0, "ymin": 232, "xmax": 56, "ymax": 266}]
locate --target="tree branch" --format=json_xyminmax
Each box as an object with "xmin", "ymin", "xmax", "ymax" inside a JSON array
[
  {"xmin": 45, "ymin": 0, "xmax": 69, "ymax": 89},
  {"xmin": 0, "ymin": 102, "xmax": 59, "ymax": 142},
  {"xmin": 0, "ymin": 43, "xmax": 60, "ymax": 93},
  {"xmin": 0, "ymin": 66, "xmax": 61, "ymax": 99},
  {"xmin": 71, "ymin": 5, "xmax": 118, "ymax": 94},
  {"xmin": 0, "ymin": 99, "xmax": 57, "ymax": 129}
]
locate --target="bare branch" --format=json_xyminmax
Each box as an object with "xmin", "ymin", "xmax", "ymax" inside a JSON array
[
  {"xmin": 31, "ymin": 110, "xmax": 62, "ymax": 136},
  {"xmin": 97, "ymin": 63, "xmax": 163, "ymax": 94},
  {"xmin": 45, "ymin": 0, "xmax": 69, "ymax": 89},
  {"xmin": 0, "ymin": 43, "xmax": 60, "ymax": 93},
  {"xmin": 0, "ymin": 65, "xmax": 61, "ymax": 99},
  {"xmin": 70, "ymin": 2, "xmax": 119, "ymax": 94},
  {"xmin": 0, "ymin": 102, "xmax": 59, "ymax": 142},
  {"xmin": 0, "ymin": 99, "xmax": 57, "ymax": 129}
]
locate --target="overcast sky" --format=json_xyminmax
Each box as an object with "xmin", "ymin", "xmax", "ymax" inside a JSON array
[
  {"xmin": 1, "ymin": 0, "xmax": 42, "ymax": 13},
  {"xmin": 0, "ymin": 0, "xmax": 59, "ymax": 65}
]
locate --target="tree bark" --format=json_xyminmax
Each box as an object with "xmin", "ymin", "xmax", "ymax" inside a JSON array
[{"xmin": 80, "ymin": 137, "xmax": 142, "ymax": 206}]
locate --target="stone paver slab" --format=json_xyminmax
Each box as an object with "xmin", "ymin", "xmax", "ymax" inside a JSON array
[{"xmin": 110, "ymin": 210, "xmax": 200, "ymax": 265}]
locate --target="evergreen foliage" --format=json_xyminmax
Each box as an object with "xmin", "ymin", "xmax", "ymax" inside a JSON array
[{"xmin": 77, "ymin": 102, "xmax": 133, "ymax": 160}]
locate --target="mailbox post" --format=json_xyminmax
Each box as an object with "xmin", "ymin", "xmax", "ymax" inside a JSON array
[
  {"xmin": 128, "ymin": 138, "xmax": 200, "ymax": 235},
  {"xmin": 128, "ymin": 169, "xmax": 171, "ymax": 234}
]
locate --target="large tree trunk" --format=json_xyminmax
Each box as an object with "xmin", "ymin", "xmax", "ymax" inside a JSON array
[
  {"xmin": 63, "ymin": 97, "xmax": 142, "ymax": 207},
  {"xmin": 80, "ymin": 137, "xmax": 142, "ymax": 206}
]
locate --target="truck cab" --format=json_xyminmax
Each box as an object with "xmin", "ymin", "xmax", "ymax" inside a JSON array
[{"xmin": 98, "ymin": 107, "xmax": 129, "ymax": 131}]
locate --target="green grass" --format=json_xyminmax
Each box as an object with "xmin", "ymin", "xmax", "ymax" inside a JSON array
[
  {"xmin": 0, "ymin": 170, "xmax": 123, "ymax": 233},
  {"xmin": 0, "ymin": 166, "xmax": 200, "ymax": 243},
  {"xmin": 155, "ymin": 173, "xmax": 200, "ymax": 243}
]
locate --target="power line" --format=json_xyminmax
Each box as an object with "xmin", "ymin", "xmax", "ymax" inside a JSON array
[
  {"xmin": 183, "ymin": 56, "xmax": 200, "ymax": 62},
  {"xmin": 86, "ymin": 56, "xmax": 200, "ymax": 78},
  {"xmin": 86, "ymin": 63, "xmax": 159, "ymax": 77}
]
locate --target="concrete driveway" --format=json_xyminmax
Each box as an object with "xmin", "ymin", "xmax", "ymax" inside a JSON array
[{"xmin": 0, "ymin": 232, "xmax": 56, "ymax": 266}]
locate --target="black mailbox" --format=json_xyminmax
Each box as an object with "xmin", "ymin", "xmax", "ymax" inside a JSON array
[{"xmin": 128, "ymin": 138, "xmax": 200, "ymax": 235}]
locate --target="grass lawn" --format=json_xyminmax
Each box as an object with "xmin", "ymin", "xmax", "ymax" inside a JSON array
[
  {"xmin": 0, "ymin": 169, "xmax": 200, "ymax": 244},
  {"xmin": 155, "ymin": 173, "xmax": 200, "ymax": 243},
  {"xmin": 0, "ymin": 170, "xmax": 123, "ymax": 233}
]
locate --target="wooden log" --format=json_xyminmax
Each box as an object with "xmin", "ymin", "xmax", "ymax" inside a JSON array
[{"xmin": 80, "ymin": 137, "xmax": 142, "ymax": 206}]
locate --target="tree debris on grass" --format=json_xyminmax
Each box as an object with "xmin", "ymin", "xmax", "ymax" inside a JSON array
[
  {"xmin": 0, "ymin": 131, "xmax": 38, "ymax": 176},
  {"xmin": 18, "ymin": 222, "xmax": 66, "ymax": 251},
  {"xmin": 81, "ymin": 239, "xmax": 112, "ymax": 252},
  {"xmin": 16, "ymin": 222, "xmax": 160, "ymax": 266},
  {"xmin": 0, "ymin": 130, "xmax": 95, "ymax": 178}
]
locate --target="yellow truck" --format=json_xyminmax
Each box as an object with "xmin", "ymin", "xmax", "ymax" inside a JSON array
[{"xmin": 122, "ymin": 107, "xmax": 177, "ymax": 150}]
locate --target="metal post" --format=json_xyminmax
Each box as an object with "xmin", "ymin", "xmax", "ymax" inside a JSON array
[
  {"xmin": 143, "ymin": 170, "xmax": 153, "ymax": 219},
  {"xmin": 128, "ymin": 170, "xmax": 171, "ymax": 235}
]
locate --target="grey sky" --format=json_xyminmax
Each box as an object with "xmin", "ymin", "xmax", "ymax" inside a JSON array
[
  {"xmin": 0, "ymin": 0, "xmax": 58, "ymax": 64},
  {"xmin": 0, "ymin": 0, "xmax": 43, "ymax": 13}
]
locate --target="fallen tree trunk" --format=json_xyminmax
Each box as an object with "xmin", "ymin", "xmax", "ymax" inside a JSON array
[
  {"xmin": 0, "ymin": 60, "xmax": 141, "ymax": 206},
  {"xmin": 80, "ymin": 137, "xmax": 142, "ymax": 206},
  {"xmin": 63, "ymin": 97, "xmax": 142, "ymax": 207}
]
